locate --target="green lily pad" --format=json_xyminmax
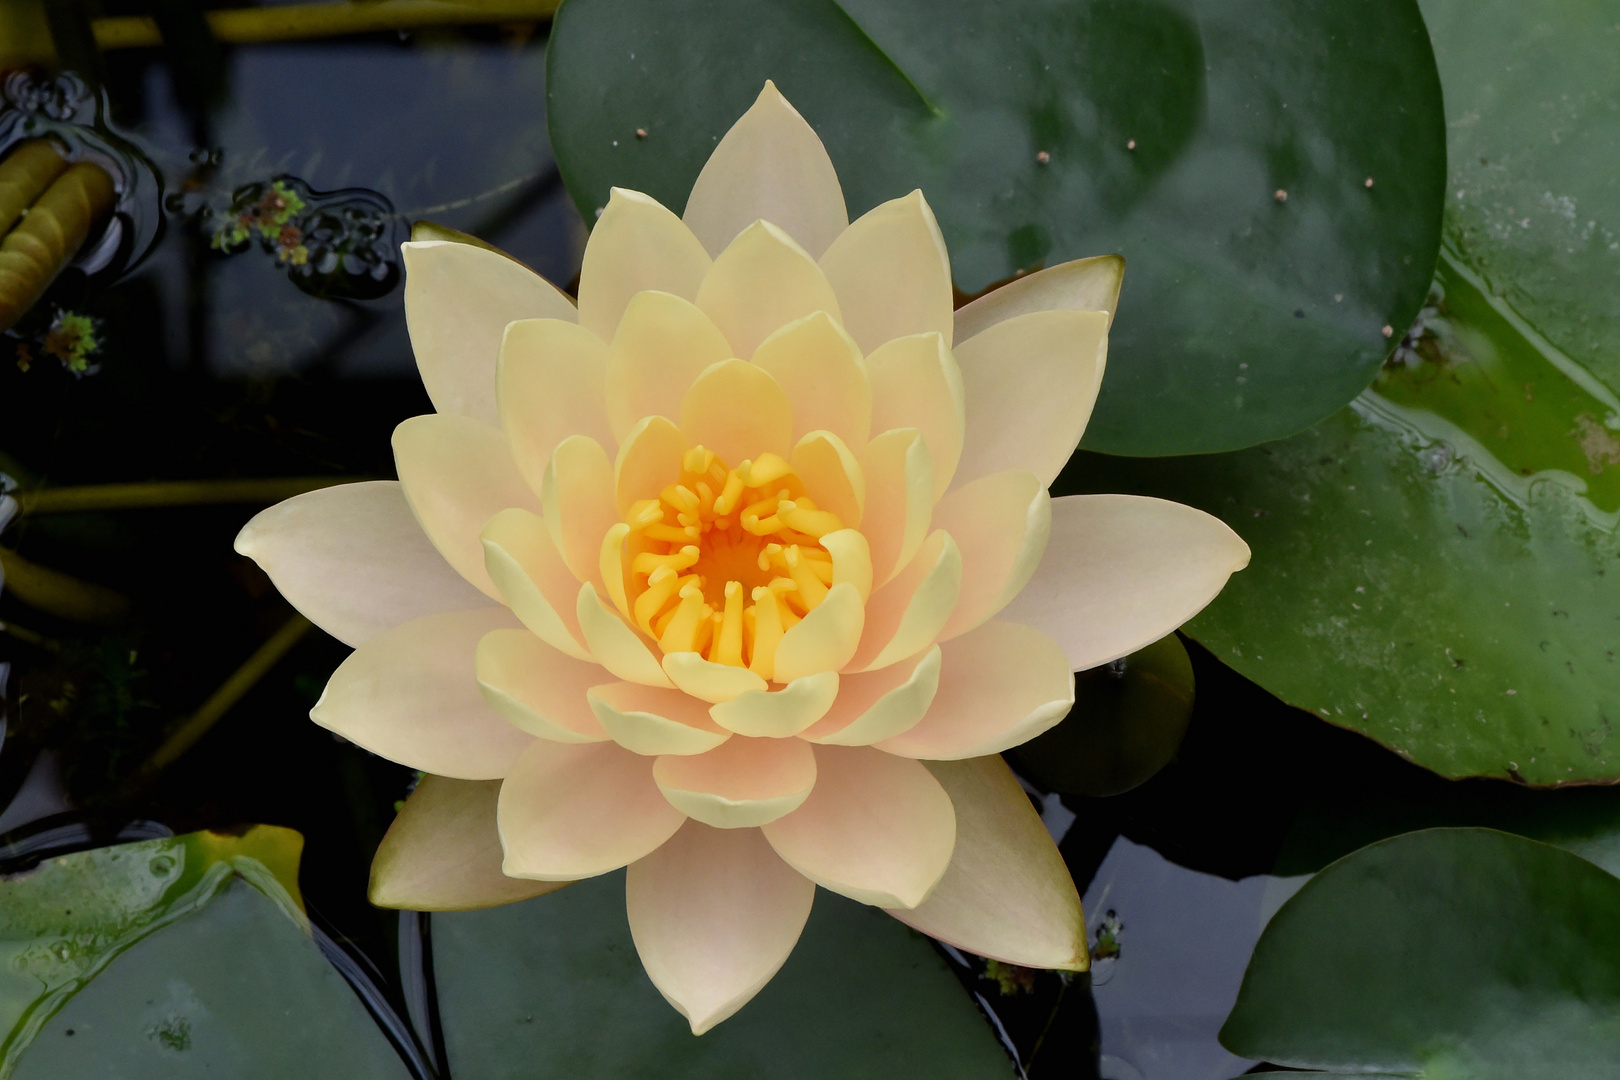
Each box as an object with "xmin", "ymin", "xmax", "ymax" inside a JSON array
[
  {"xmin": 432, "ymin": 870, "xmax": 1013, "ymax": 1078},
  {"xmin": 1220, "ymin": 828, "xmax": 1620, "ymax": 1077},
  {"xmin": 546, "ymin": 0, "xmax": 1446, "ymax": 455}
]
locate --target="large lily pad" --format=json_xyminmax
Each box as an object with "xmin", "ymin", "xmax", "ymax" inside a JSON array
[
  {"xmin": 546, "ymin": 0, "xmax": 1446, "ymax": 455},
  {"xmin": 1220, "ymin": 828, "xmax": 1620, "ymax": 1077}
]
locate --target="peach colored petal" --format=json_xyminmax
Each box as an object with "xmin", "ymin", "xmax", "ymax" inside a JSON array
[
  {"xmin": 480, "ymin": 508, "xmax": 592, "ymax": 661},
  {"xmin": 369, "ymin": 775, "xmax": 566, "ymax": 911},
  {"xmin": 662, "ymin": 652, "xmax": 769, "ymax": 703},
  {"xmin": 999, "ymin": 494, "xmax": 1251, "ymax": 671},
  {"xmin": 578, "ymin": 187, "xmax": 712, "ymax": 342},
  {"xmin": 886, "ymin": 756, "xmax": 1085, "ymax": 971},
  {"xmin": 801, "ymin": 646, "xmax": 939, "ymax": 746},
  {"xmin": 952, "ymin": 309, "xmax": 1108, "ymax": 489},
  {"xmin": 541, "ymin": 435, "xmax": 618, "ymax": 589},
  {"xmin": 475, "ymin": 628, "xmax": 609, "ymax": 743},
  {"xmin": 678, "ymin": 358, "xmax": 794, "ymax": 467},
  {"xmin": 791, "ymin": 430, "xmax": 864, "ymax": 528},
  {"xmin": 694, "ymin": 221, "xmax": 842, "ymax": 360},
  {"xmin": 877, "ymin": 621, "xmax": 1073, "ymax": 760},
  {"xmin": 858, "ymin": 428, "xmax": 933, "ymax": 588},
  {"xmin": 605, "ymin": 290, "xmax": 734, "ymax": 442},
  {"xmin": 751, "ymin": 311, "xmax": 871, "ymax": 450},
  {"xmin": 708, "ymin": 670, "xmax": 839, "ymax": 738},
  {"xmin": 576, "ymin": 582, "xmax": 674, "ymax": 687},
  {"xmin": 819, "ymin": 528, "xmax": 873, "ymax": 602},
  {"xmin": 311, "ymin": 608, "xmax": 533, "ymax": 780},
  {"xmin": 498, "ymin": 319, "xmax": 614, "ymax": 498},
  {"xmin": 402, "ymin": 240, "xmax": 575, "ymax": 424},
  {"xmin": 394, "ymin": 413, "xmax": 538, "ymax": 600},
  {"xmin": 615, "ymin": 415, "xmax": 688, "ymax": 516},
  {"xmin": 934, "ymin": 470, "xmax": 1051, "ymax": 641},
  {"xmin": 773, "ymin": 581, "xmax": 864, "ymax": 683},
  {"xmin": 819, "ymin": 190, "xmax": 954, "ymax": 353},
  {"xmin": 762, "ymin": 745, "xmax": 954, "ymax": 909},
  {"xmin": 682, "ymin": 80, "xmax": 847, "ymax": 259},
  {"xmin": 235, "ymin": 480, "xmax": 491, "ymax": 648},
  {"xmin": 653, "ymin": 737, "xmax": 817, "ymax": 828},
  {"xmin": 588, "ymin": 681, "xmax": 732, "ymax": 756},
  {"xmin": 849, "ymin": 530, "xmax": 961, "ymax": 672},
  {"xmin": 627, "ymin": 820, "xmax": 814, "ymax": 1034},
  {"xmin": 865, "ymin": 332, "xmax": 964, "ymax": 499},
  {"xmin": 499, "ymin": 738, "xmax": 685, "ymax": 880},
  {"xmin": 953, "ymin": 253, "xmax": 1124, "ymax": 342}
]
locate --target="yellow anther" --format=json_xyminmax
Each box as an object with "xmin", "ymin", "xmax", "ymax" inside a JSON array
[
  {"xmin": 780, "ymin": 503, "xmax": 843, "ymax": 539},
  {"xmin": 631, "ymin": 545, "xmax": 700, "ymax": 578},
  {"xmin": 748, "ymin": 585, "xmax": 785, "ymax": 680},
  {"xmin": 744, "ymin": 453, "xmax": 792, "ymax": 488},
  {"xmin": 627, "ymin": 499, "xmax": 666, "ymax": 530},
  {"xmin": 757, "ymin": 542, "xmax": 784, "ymax": 573},
  {"xmin": 704, "ymin": 610, "xmax": 727, "ymax": 664},
  {"xmin": 712, "ymin": 469, "xmax": 746, "ymax": 515},
  {"xmin": 695, "ymin": 481, "xmax": 715, "ymax": 511},
  {"xmin": 657, "ymin": 584, "xmax": 709, "ymax": 654},
  {"xmin": 682, "ymin": 445, "xmax": 715, "ymax": 476},
  {"xmin": 634, "ymin": 568, "xmax": 687, "ymax": 635},
  {"xmin": 645, "ymin": 523, "xmax": 698, "ymax": 544},
  {"xmin": 712, "ymin": 580, "xmax": 746, "ymax": 667},
  {"xmin": 784, "ymin": 545, "xmax": 829, "ymax": 611}
]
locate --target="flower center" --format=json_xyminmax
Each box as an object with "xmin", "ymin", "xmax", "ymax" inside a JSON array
[{"xmin": 614, "ymin": 444, "xmax": 845, "ymax": 677}]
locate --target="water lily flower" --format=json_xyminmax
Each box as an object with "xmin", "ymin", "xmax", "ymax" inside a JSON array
[{"xmin": 236, "ymin": 82, "xmax": 1249, "ymax": 1033}]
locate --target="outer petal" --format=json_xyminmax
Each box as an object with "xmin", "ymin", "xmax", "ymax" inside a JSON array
[
  {"xmin": 475, "ymin": 628, "xmax": 609, "ymax": 743},
  {"xmin": 682, "ymin": 80, "xmax": 847, "ymax": 259},
  {"xmin": 577, "ymin": 582, "xmax": 674, "ymax": 687},
  {"xmin": 605, "ymin": 290, "xmax": 733, "ymax": 443},
  {"xmin": 481, "ymin": 508, "xmax": 592, "ymax": 660},
  {"xmin": 934, "ymin": 470, "xmax": 1051, "ymax": 641},
  {"xmin": 859, "ymin": 428, "xmax": 933, "ymax": 588},
  {"xmin": 235, "ymin": 481, "xmax": 490, "ymax": 648},
  {"xmin": 773, "ymin": 581, "xmax": 864, "ymax": 683},
  {"xmin": 708, "ymin": 671, "xmax": 839, "ymax": 738},
  {"xmin": 953, "ymin": 253, "xmax": 1125, "ymax": 341},
  {"xmin": 498, "ymin": 319, "xmax": 615, "ymax": 498},
  {"xmin": 394, "ymin": 413, "xmax": 538, "ymax": 600},
  {"xmin": 679, "ymin": 358, "xmax": 794, "ymax": 467},
  {"xmin": 801, "ymin": 646, "xmax": 940, "ymax": 746},
  {"xmin": 694, "ymin": 221, "xmax": 842, "ymax": 360},
  {"xmin": 541, "ymin": 435, "xmax": 618, "ymax": 589},
  {"xmin": 999, "ymin": 494, "xmax": 1252, "ymax": 671},
  {"xmin": 849, "ymin": 530, "xmax": 961, "ymax": 672},
  {"xmin": 311, "ymin": 608, "xmax": 533, "ymax": 779},
  {"xmin": 877, "ymin": 622, "xmax": 1073, "ymax": 760},
  {"xmin": 792, "ymin": 430, "xmax": 864, "ymax": 528},
  {"xmin": 751, "ymin": 311, "xmax": 871, "ymax": 450},
  {"xmin": 615, "ymin": 415, "xmax": 688, "ymax": 516},
  {"xmin": 952, "ymin": 309, "xmax": 1108, "ymax": 490},
  {"xmin": 369, "ymin": 775, "xmax": 565, "ymax": 911},
  {"xmin": 587, "ymin": 681, "xmax": 731, "ymax": 756},
  {"xmin": 498, "ymin": 738, "xmax": 685, "ymax": 880},
  {"xmin": 865, "ymin": 333, "xmax": 964, "ymax": 499},
  {"xmin": 627, "ymin": 821, "xmax": 814, "ymax": 1035},
  {"xmin": 578, "ymin": 187, "xmax": 712, "ymax": 342},
  {"xmin": 403, "ymin": 240, "xmax": 576, "ymax": 424},
  {"xmin": 886, "ymin": 756, "xmax": 1086, "ymax": 971},
  {"xmin": 761, "ymin": 746, "xmax": 954, "ymax": 909},
  {"xmin": 653, "ymin": 736, "xmax": 817, "ymax": 828},
  {"xmin": 819, "ymin": 190, "xmax": 954, "ymax": 353}
]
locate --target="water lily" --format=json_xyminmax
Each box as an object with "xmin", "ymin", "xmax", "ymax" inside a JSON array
[{"xmin": 236, "ymin": 82, "xmax": 1249, "ymax": 1033}]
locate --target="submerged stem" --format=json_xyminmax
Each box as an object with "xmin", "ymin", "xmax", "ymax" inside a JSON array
[
  {"xmin": 16, "ymin": 476, "xmax": 362, "ymax": 515},
  {"xmin": 0, "ymin": 545, "xmax": 131, "ymax": 624}
]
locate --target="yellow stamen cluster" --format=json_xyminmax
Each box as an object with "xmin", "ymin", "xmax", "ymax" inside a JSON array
[{"xmin": 612, "ymin": 445, "xmax": 844, "ymax": 680}]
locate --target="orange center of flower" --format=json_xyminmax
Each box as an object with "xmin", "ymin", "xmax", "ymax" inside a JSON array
[{"xmin": 617, "ymin": 445, "xmax": 844, "ymax": 676}]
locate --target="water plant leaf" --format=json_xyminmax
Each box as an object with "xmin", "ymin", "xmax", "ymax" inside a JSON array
[
  {"xmin": 1220, "ymin": 828, "xmax": 1620, "ymax": 1078},
  {"xmin": 432, "ymin": 870, "xmax": 1014, "ymax": 1078},
  {"xmin": 546, "ymin": 0, "xmax": 1446, "ymax": 456}
]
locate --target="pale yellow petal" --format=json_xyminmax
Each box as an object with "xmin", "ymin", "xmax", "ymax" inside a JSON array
[
  {"xmin": 999, "ymin": 494, "xmax": 1251, "ymax": 671},
  {"xmin": 403, "ymin": 240, "xmax": 576, "ymax": 424},
  {"xmin": 369, "ymin": 775, "xmax": 566, "ymax": 911},
  {"xmin": 762, "ymin": 745, "xmax": 954, "ymax": 909},
  {"xmin": 708, "ymin": 670, "xmax": 839, "ymax": 738},
  {"xmin": 662, "ymin": 651, "xmax": 769, "ymax": 703},
  {"xmin": 878, "ymin": 621, "xmax": 1073, "ymax": 759},
  {"xmin": 953, "ymin": 309, "xmax": 1108, "ymax": 489},
  {"xmin": 865, "ymin": 332, "xmax": 964, "ymax": 499},
  {"xmin": 605, "ymin": 290, "xmax": 734, "ymax": 442},
  {"xmin": 588, "ymin": 681, "xmax": 732, "ymax": 756},
  {"xmin": 751, "ymin": 311, "xmax": 871, "ymax": 449},
  {"xmin": 934, "ymin": 470, "xmax": 1051, "ymax": 641},
  {"xmin": 953, "ymin": 253, "xmax": 1124, "ymax": 341},
  {"xmin": 886, "ymin": 756, "xmax": 1086, "ymax": 971},
  {"xmin": 235, "ymin": 481, "xmax": 491, "ymax": 648},
  {"xmin": 682, "ymin": 80, "xmax": 847, "ymax": 258},
  {"xmin": 694, "ymin": 220, "xmax": 842, "ymax": 360},
  {"xmin": 653, "ymin": 736, "xmax": 817, "ymax": 828},
  {"xmin": 819, "ymin": 190, "xmax": 954, "ymax": 353},
  {"xmin": 311, "ymin": 608, "xmax": 533, "ymax": 779},
  {"xmin": 772, "ymin": 581, "xmax": 864, "ymax": 683},
  {"xmin": 801, "ymin": 645, "xmax": 939, "ymax": 746},
  {"xmin": 481, "ymin": 508, "xmax": 592, "ymax": 661},
  {"xmin": 627, "ymin": 820, "xmax": 814, "ymax": 1035},
  {"xmin": 819, "ymin": 528, "xmax": 872, "ymax": 602},
  {"xmin": 394, "ymin": 413, "xmax": 538, "ymax": 599},
  {"xmin": 792, "ymin": 430, "xmax": 864, "ymax": 528},
  {"xmin": 499, "ymin": 319, "xmax": 614, "ymax": 498},
  {"xmin": 576, "ymin": 582, "xmax": 674, "ymax": 687},
  {"xmin": 578, "ymin": 187, "xmax": 712, "ymax": 341},
  {"xmin": 678, "ymin": 357, "xmax": 794, "ymax": 467},
  {"xmin": 475, "ymin": 628, "xmax": 609, "ymax": 743},
  {"xmin": 849, "ymin": 530, "xmax": 961, "ymax": 672},
  {"xmin": 499, "ymin": 738, "xmax": 685, "ymax": 880},
  {"xmin": 541, "ymin": 435, "xmax": 618, "ymax": 589},
  {"xmin": 615, "ymin": 415, "xmax": 689, "ymax": 516},
  {"xmin": 858, "ymin": 428, "xmax": 933, "ymax": 588}
]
